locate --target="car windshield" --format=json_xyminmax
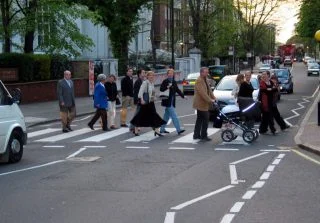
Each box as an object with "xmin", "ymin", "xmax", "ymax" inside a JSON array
[
  {"xmin": 209, "ymin": 66, "xmax": 224, "ymax": 75},
  {"xmin": 274, "ymin": 70, "xmax": 288, "ymax": 78},
  {"xmin": 186, "ymin": 73, "xmax": 199, "ymax": 79},
  {"xmin": 215, "ymin": 77, "xmax": 258, "ymax": 91},
  {"xmin": 309, "ymin": 64, "xmax": 319, "ymax": 69}
]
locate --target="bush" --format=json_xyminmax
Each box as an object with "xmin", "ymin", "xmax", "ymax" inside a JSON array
[
  {"xmin": 0, "ymin": 53, "xmax": 34, "ymax": 82},
  {"xmin": 50, "ymin": 54, "xmax": 71, "ymax": 80},
  {"xmin": 32, "ymin": 55, "xmax": 51, "ymax": 81}
]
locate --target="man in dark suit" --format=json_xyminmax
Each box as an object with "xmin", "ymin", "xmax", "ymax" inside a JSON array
[
  {"xmin": 57, "ymin": 70, "xmax": 76, "ymax": 133},
  {"xmin": 120, "ymin": 68, "xmax": 134, "ymax": 127}
]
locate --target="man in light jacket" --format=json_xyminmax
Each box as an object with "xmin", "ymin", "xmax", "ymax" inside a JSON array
[{"xmin": 193, "ymin": 67, "xmax": 216, "ymax": 141}]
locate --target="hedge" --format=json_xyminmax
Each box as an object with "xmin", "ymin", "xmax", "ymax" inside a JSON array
[{"xmin": 0, "ymin": 53, "xmax": 71, "ymax": 82}]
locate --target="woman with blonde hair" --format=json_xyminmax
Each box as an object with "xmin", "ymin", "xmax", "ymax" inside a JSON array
[
  {"xmin": 231, "ymin": 73, "xmax": 244, "ymax": 100},
  {"xmin": 130, "ymin": 71, "xmax": 166, "ymax": 136}
]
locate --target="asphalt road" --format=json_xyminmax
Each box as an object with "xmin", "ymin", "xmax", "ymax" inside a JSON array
[{"xmin": 0, "ymin": 62, "xmax": 319, "ymax": 223}]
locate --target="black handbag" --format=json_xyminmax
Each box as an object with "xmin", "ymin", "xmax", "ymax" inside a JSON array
[{"xmin": 115, "ymin": 97, "xmax": 121, "ymax": 105}]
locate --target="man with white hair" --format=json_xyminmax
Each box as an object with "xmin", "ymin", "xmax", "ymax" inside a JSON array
[
  {"xmin": 57, "ymin": 70, "xmax": 76, "ymax": 133},
  {"xmin": 88, "ymin": 74, "xmax": 109, "ymax": 131}
]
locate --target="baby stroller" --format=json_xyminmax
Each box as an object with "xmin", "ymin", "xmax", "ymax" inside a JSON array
[{"xmin": 213, "ymin": 101, "xmax": 260, "ymax": 143}]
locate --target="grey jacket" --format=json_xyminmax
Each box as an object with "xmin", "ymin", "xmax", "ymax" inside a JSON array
[{"xmin": 57, "ymin": 79, "xmax": 75, "ymax": 107}]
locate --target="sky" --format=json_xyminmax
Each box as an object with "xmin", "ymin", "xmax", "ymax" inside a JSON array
[{"xmin": 271, "ymin": 0, "xmax": 300, "ymax": 43}]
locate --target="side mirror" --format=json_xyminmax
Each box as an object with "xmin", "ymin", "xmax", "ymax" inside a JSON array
[{"xmin": 10, "ymin": 88, "xmax": 22, "ymax": 105}]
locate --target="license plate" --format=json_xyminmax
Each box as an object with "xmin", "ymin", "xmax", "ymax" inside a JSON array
[
  {"xmin": 213, "ymin": 76, "xmax": 220, "ymax": 80},
  {"xmin": 313, "ymin": 72, "xmax": 318, "ymax": 74}
]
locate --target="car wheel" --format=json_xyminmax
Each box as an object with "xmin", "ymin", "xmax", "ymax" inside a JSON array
[{"xmin": 7, "ymin": 131, "xmax": 23, "ymax": 163}]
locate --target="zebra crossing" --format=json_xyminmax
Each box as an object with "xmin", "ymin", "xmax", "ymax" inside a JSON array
[{"xmin": 28, "ymin": 127, "xmax": 221, "ymax": 145}]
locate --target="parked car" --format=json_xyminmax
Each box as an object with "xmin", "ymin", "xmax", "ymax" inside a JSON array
[
  {"xmin": 182, "ymin": 72, "xmax": 215, "ymax": 94},
  {"xmin": 270, "ymin": 68, "xmax": 293, "ymax": 93},
  {"xmin": 259, "ymin": 63, "xmax": 271, "ymax": 73},
  {"xmin": 283, "ymin": 58, "xmax": 292, "ymax": 66},
  {"xmin": 0, "ymin": 80, "xmax": 27, "ymax": 163},
  {"xmin": 208, "ymin": 65, "xmax": 231, "ymax": 84}
]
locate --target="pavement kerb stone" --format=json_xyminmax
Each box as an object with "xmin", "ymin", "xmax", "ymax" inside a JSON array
[{"xmin": 294, "ymin": 89, "xmax": 320, "ymax": 156}]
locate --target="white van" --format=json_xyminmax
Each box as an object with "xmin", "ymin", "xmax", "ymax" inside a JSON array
[{"xmin": 0, "ymin": 80, "xmax": 27, "ymax": 163}]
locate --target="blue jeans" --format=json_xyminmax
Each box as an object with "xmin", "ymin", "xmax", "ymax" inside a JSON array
[{"xmin": 160, "ymin": 106, "xmax": 181, "ymax": 133}]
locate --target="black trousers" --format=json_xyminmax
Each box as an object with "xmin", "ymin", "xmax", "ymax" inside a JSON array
[
  {"xmin": 194, "ymin": 110, "xmax": 209, "ymax": 139},
  {"xmin": 272, "ymin": 105, "xmax": 287, "ymax": 130},
  {"xmin": 259, "ymin": 111, "xmax": 276, "ymax": 133},
  {"xmin": 88, "ymin": 108, "xmax": 108, "ymax": 130}
]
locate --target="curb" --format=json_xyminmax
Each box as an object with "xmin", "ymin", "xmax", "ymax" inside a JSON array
[{"xmin": 297, "ymin": 144, "xmax": 320, "ymax": 156}]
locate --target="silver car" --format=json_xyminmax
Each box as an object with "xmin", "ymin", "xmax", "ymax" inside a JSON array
[{"xmin": 213, "ymin": 74, "xmax": 260, "ymax": 108}]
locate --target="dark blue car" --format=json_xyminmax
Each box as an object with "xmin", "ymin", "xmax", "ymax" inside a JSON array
[{"xmin": 271, "ymin": 68, "xmax": 294, "ymax": 94}]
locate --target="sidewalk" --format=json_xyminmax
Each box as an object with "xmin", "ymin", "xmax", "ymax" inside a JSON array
[{"xmin": 294, "ymin": 89, "xmax": 320, "ymax": 155}]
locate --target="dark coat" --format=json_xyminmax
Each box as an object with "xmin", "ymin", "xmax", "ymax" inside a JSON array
[
  {"xmin": 260, "ymin": 80, "xmax": 277, "ymax": 112},
  {"xmin": 238, "ymin": 81, "xmax": 254, "ymax": 98},
  {"xmin": 133, "ymin": 78, "xmax": 143, "ymax": 104},
  {"xmin": 160, "ymin": 79, "xmax": 184, "ymax": 107},
  {"xmin": 57, "ymin": 79, "xmax": 75, "ymax": 107},
  {"xmin": 121, "ymin": 75, "xmax": 134, "ymax": 97},
  {"xmin": 105, "ymin": 82, "xmax": 118, "ymax": 102}
]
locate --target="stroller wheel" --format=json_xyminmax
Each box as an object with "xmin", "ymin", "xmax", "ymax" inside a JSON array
[
  {"xmin": 243, "ymin": 130, "xmax": 255, "ymax": 143},
  {"xmin": 221, "ymin": 129, "xmax": 235, "ymax": 142},
  {"xmin": 253, "ymin": 129, "xmax": 259, "ymax": 140}
]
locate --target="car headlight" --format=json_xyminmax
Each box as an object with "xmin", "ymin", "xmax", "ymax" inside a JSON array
[{"xmin": 282, "ymin": 80, "xmax": 289, "ymax": 84}]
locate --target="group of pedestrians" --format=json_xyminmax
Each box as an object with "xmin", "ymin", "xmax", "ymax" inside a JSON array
[{"xmin": 232, "ymin": 70, "xmax": 289, "ymax": 135}]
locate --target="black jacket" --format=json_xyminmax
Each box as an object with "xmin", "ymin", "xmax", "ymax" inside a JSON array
[
  {"xmin": 121, "ymin": 75, "xmax": 134, "ymax": 97},
  {"xmin": 133, "ymin": 78, "xmax": 143, "ymax": 105},
  {"xmin": 160, "ymin": 79, "xmax": 184, "ymax": 107},
  {"xmin": 238, "ymin": 81, "xmax": 254, "ymax": 98},
  {"xmin": 105, "ymin": 82, "xmax": 118, "ymax": 101}
]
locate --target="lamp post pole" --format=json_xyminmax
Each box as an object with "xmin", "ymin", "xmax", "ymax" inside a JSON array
[
  {"xmin": 170, "ymin": 0, "xmax": 175, "ymax": 67},
  {"xmin": 315, "ymin": 30, "xmax": 320, "ymax": 126}
]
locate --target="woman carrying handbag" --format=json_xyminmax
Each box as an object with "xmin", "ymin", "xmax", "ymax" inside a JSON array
[{"xmin": 130, "ymin": 71, "xmax": 166, "ymax": 136}]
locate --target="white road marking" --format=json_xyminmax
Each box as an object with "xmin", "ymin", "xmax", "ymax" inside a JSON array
[
  {"xmin": 285, "ymin": 97, "xmax": 310, "ymax": 123},
  {"xmin": 125, "ymin": 128, "xmax": 176, "ymax": 142},
  {"xmin": 215, "ymin": 148, "xmax": 239, "ymax": 151},
  {"xmin": 126, "ymin": 146, "xmax": 150, "ymax": 149},
  {"xmin": 277, "ymin": 154, "xmax": 286, "ymax": 159},
  {"xmin": 266, "ymin": 165, "xmax": 275, "ymax": 172},
  {"xmin": 167, "ymin": 118, "xmax": 172, "ymax": 125},
  {"xmin": 36, "ymin": 128, "xmax": 94, "ymax": 142},
  {"xmin": 179, "ymin": 113, "xmax": 196, "ymax": 118},
  {"xmin": 260, "ymin": 172, "xmax": 271, "ymax": 180},
  {"xmin": 229, "ymin": 165, "xmax": 238, "ymax": 185},
  {"xmin": 183, "ymin": 124, "xmax": 195, "ymax": 126},
  {"xmin": 221, "ymin": 137, "xmax": 249, "ymax": 146},
  {"xmin": 272, "ymin": 158, "xmax": 282, "ymax": 165},
  {"xmin": 0, "ymin": 160, "xmax": 65, "ymax": 176},
  {"xmin": 171, "ymin": 185, "xmax": 234, "ymax": 210},
  {"xmin": 230, "ymin": 202, "xmax": 245, "ymax": 213},
  {"xmin": 312, "ymin": 85, "xmax": 319, "ymax": 97},
  {"xmin": 252, "ymin": 181, "xmax": 265, "ymax": 189},
  {"xmin": 168, "ymin": 147, "xmax": 195, "ymax": 150},
  {"xmin": 260, "ymin": 149, "xmax": 291, "ymax": 152},
  {"xmin": 242, "ymin": 190, "xmax": 257, "ymax": 200},
  {"xmin": 78, "ymin": 128, "xmax": 129, "ymax": 142},
  {"xmin": 220, "ymin": 214, "xmax": 235, "ymax": 223},
  {"xmin": 172, "ymin": 128, "xmax": 219, "ymax": 144},
  {"xmin": 268, "ymin": 145, "xmax": 275, "ymax": 147},
  {"xmin": 84, "ymin": 146, "xmax": 106, "ymax": 148},
  {"xmin": 163, "ymin": 212, "xmax": 175, "ymax": 223},
  {"xmin": 74, "ymin": 115, "xmax": 92, "ymax": 122},
  {"xmin": 43, "ymin": 145, "xmax": 65, "ymax": 148},
  {"xmin": 66, "ymin": 147, "xmax": 87, "ymax": 159},
  {"xmin": 28, "ymin": 128, "xmax": 60, "ymax": 138},
  {"xmin": 291, "ymin": 150, "xmax": 320, "ymax": 165},
  {"xmin": 230, "ymin": 152, "xmax": 269, "ymax": 165}
]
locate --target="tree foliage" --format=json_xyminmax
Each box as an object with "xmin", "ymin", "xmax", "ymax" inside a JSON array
[
  {"xmin": 296, "ymin": 0, "xmax": 320, "ymax": 38},
  {"xmin": 71, "ymin": 0, "xmax": 150, "ymax": 75}
]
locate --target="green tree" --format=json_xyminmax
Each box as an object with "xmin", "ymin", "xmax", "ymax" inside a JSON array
[
  {"xmin": 71, "ymin": 0, "xmax": 150, "ymax": 75},
  {"xmin": 296, "ymin": 0, "xmax": 320, "ymax": 38}
]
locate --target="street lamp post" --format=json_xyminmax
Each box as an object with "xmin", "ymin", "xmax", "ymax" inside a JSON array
[{"xmin": 314, "ymin": 30, "xmax": 320, "ymax": 126}]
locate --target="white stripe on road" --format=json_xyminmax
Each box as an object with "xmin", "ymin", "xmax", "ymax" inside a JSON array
[
  {"xmin": 168, "ymin": 147, "xmax": 195, "ymax": 150},
  {"xmin": 172, "ymin": 128, "xmax": 220, "ymax": 144},
  {"xmin": 260, "ymin": 149, "xmax": 291, "ymax": 152},
  {"xmin": 229, "ymin": 165, "xmax": 238, "ymax": 185},
  {"xmin": 84, "ymin": 146, "xmax": 107, "ymax": 148},
  {"xmin": 36, "ymin": 128, "xmax": 94, "ymax": 142},
  {"xmin": 251, "ymin": 181, "xmax": 265, "ymax": 189},
  {"xmin": 230, "ymin": 152, "xmax": 269, "ymax": 165},
  {"xmin": 43, "ymin": 145, "xmax": 65, "ymax": 148},
  {"xmin": 66, "ymin": 147, "xmax": 87, "ymax": 159},
  {"xmin": 163, "ymin": 212, "xmax": 175, "ymax": 223},
  {"xmin": 230, "ymin": 202, "xmax": 245, "ymax": 213},
  {"xmin": 215, "ymin": 148, "xmax": 239, "ymax": 151},
  {"xmin": 171, "ymin": 185, "xmax": 234, "ymax": 210},
  {"xmin": 242, "ymin": 190, "xmax": 257, "ymax": 200},
  {"xmin": 126, "ymin": 146, "xmax": 150, "ymax": 149},
  {"xmin": 272, "ymin": 158, "xmax": 282, "ymax": 165},
  {"xmin": 277, "ymin": 154, "xmax": 286, "ymax": 159},
  {"xmin": 266, "ymin": 165, "xmax": 275, "ymax": 172},
  {"xmin": 220, "ymin": 214, "xmax": 235, "ymax": 223},
  {"xmin": 260, "ymin": 172, "xmax": 271, "ymax": 180},
  {"xmin": 0, "ymin": 160, "xmax": 65, "ymax": 176},
  {"xmin": 28, "ymin": 128, "xmax": 60, "ymax": 138},
  {"xmin": 125, "ymin": 128, "xmax": 176, "ymax": 142},
  {"xmin": 78, "ymin": 128, "xmax": 129, "ymax": 142}
]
